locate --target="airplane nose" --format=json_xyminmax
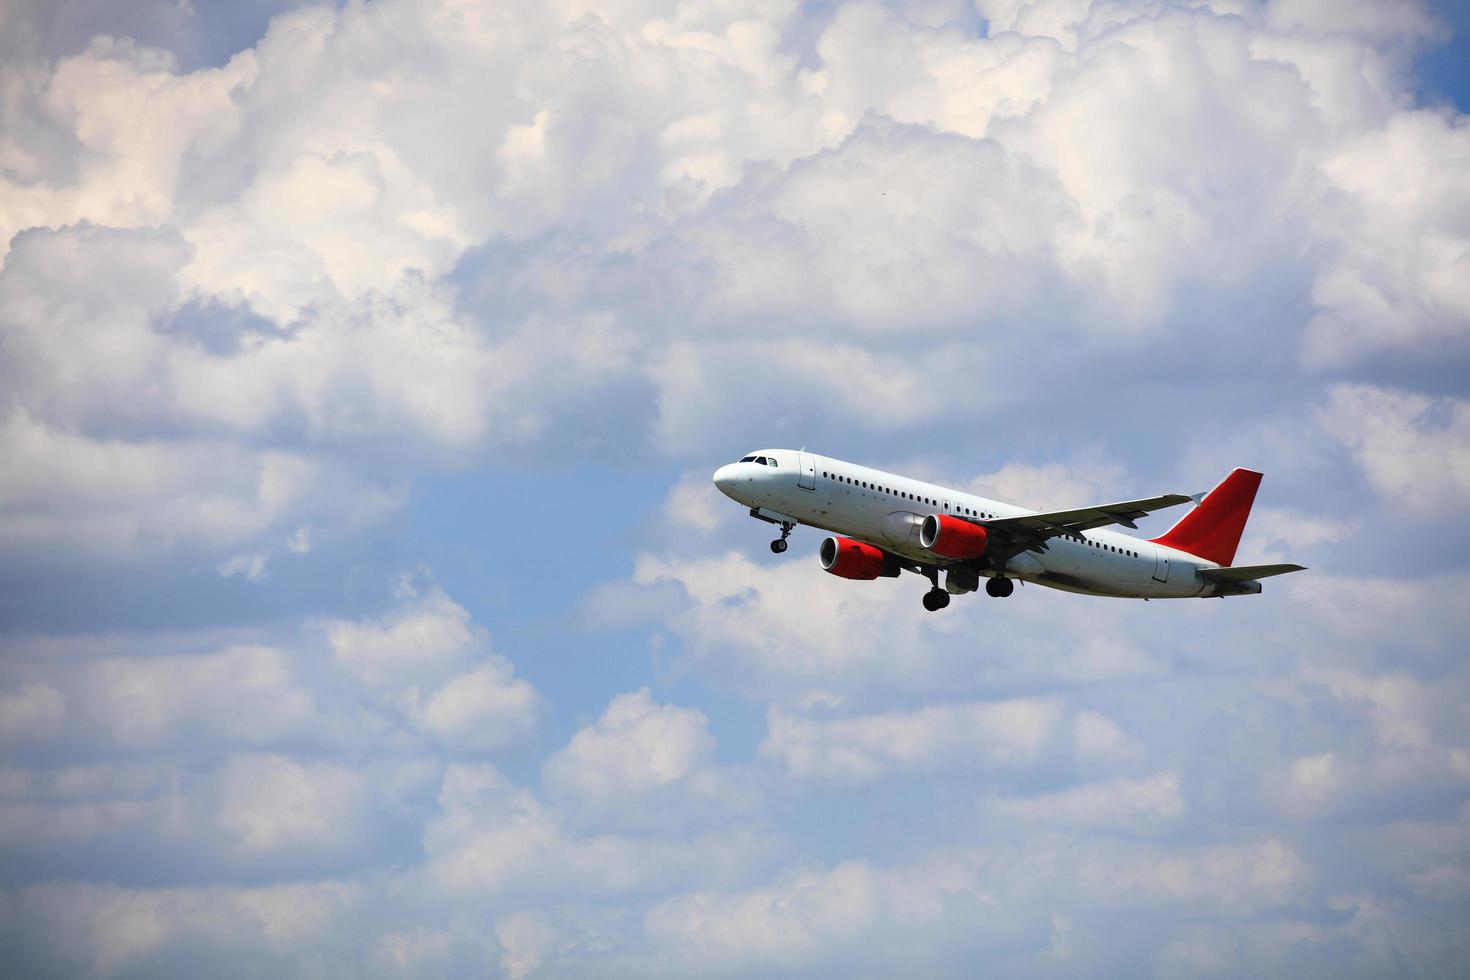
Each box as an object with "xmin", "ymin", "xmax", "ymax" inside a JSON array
[{"xmin": 713, "ymin": 464, "xmax": 739, "ymax": 497}]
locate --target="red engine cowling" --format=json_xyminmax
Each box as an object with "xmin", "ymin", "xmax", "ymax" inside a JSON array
[
  {"xmin": 820, "ymin": 536, "xmax": 894, "ymax": 580},
  {"xmin": 920, "ymin": 514, "xmax": 989, "ymax": 559}
]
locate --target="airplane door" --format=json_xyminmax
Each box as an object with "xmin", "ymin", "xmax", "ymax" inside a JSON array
[
  {"xmin": 1152, "ymin": 549, "xmax": 1169, "ymax": 583},
  {"xmin": 797, "ymin": 453, "xmax": 816, "ymax": 490}
]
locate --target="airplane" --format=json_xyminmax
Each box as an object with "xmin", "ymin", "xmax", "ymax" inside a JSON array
[{"xmin": 712, "ymin": 450, "xmax": 1305, "ymax": 611}]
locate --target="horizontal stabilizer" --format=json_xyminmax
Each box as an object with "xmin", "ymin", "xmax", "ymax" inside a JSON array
[{"xmin": 1198, "ymin": 563, "xmax": 1306, "ymax": 582}]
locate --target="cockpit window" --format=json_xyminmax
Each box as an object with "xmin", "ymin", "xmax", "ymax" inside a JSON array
[
  {"xmin": 766, "ymin": 457, "xmax": 777, "ymax": 467},
  {"xmin": 739, "ymin": 456, "xmax": 755, "ymax": 462}
]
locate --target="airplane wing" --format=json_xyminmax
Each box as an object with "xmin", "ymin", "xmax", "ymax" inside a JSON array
[
  {"xmin": 979, "ymin": 493, "xmax": 1195, "ymax": 552},
  {"xmin": 916, "ymin": 490, "xmax": 1195, "ymax": 563},
  {"xmin": 1197, "ymin": 563, "xmax": 1307, "ymax": 581}
]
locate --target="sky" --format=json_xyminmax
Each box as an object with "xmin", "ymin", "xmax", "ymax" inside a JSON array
[{"xmin": 0, "ymin": 0, "xmax": 1468, "ymax": 976}]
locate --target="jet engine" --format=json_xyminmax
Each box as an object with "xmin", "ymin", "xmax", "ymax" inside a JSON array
[
  {"xmin": 919, "ymin": 514, "xmax": 989, "ymax": 559},
  {"xmin": 819, "ymin": 537, "xmax": 900, "ymax": 580}
]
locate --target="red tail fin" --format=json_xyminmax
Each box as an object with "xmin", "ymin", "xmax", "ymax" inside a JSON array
[{"xmin": 1149, "ymin": 468, "xmax": 1262, "ymax": 566}]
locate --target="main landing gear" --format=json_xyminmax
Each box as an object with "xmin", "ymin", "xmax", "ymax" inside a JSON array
[
  {"xmin": 920, "ymin": 565, "xmax": 950, "ymax": 612},
  {"xmin": 917, "ymin": 570, "xmax": 1011, "ymax": 608},
  {"xmin": 985, "ymin": 576, "xmax": 1015, "ymax": 598},
  {"xmin": 770, "ymin": 522, "xmax": 793, "ymax": 554}
]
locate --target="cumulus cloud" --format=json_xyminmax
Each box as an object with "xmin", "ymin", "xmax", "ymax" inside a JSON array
[
  {"xmin": 545, "ymin": 689, "xmax": 715, "ymax": 800},
  {"xmin": 495, "ymin": 911, "xmax": 555, "ymax": 980},
  {"xmin": 325, "ymin": 581, "xmax": 542, "ymax": 751},
  {"xmin": 641, "ymin": 834, "xmax": 1312, "ymax": 974},
  {"xmin": 627, "ymin": 546, "xmax": 1171, "ymax": 702},
  {"xmin": 422, "ymin": 762, "xmax": 777, "ymax": 900},
  {"xmin": 2, "ymin": 0, "xmax": 1465, "ymax": 571},
  {"xmin": 0, "ymin": 682, "xmax": 65, "ymax": 739},
  {"xmin": 1319, "ymin": 383, "xmax": 1470, "ymax": 512},
  {"xmin": 761, "ymin": 697, "xmax": 1067, "ymax": 783},
  {"xmin": 1304, "ymin": 111, "xmax": 1470, "ymax": 368},
  {"xmin": 966, "ymin": 456, "xmax": 1128, "ymax": 510},
  {"xmin": 410, "ymin": 662, "xmax": 540, "ymax": 754},
  {"xmin": 543, "ymin": 688, "xmax": 758, "ymax": 829},
  {"xmin": 327, "ymin": 583, "xmax": 485, "ymax": 689},
  {"xmin": 2, "ymin": 0, "xmax": 1469, "ymax": 975},
  {"xmin": 984, "ymin": 771, "xmax": 1187, "ymax": 829},
  {"xmin": 82, "ymin": 645, "xmax": 320, "ymax": 751}
]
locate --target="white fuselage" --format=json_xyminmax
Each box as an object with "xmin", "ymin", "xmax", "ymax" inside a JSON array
[{"xmin": 713, "ymin": 449, "xmax": 1219, "ymax": 599}]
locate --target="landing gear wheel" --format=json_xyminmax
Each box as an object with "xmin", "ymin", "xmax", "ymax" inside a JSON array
[
  {"xmin": 922, "ymin": 588, "xmax": 950, "ymax": 612},
  {"xmin": 770, "ymin": 538, "xmax": 788, "ymax": 554},
  {"xmin": 985, "ymin": 577, "xmax": 1014, "ymax": 598}
]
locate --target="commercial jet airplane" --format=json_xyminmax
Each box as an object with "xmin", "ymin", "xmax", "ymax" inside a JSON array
[{"xmin": 712, "ymin": 450, "xmax": 1304, "ymax": 611}]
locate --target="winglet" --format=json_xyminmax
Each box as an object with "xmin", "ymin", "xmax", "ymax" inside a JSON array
[{"xmin": 1149, "ymin": 468, "xmax": 1263, "ymax": 566}]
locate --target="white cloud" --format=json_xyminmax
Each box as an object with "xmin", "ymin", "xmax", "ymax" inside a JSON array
[
  {"xmin": 411, "ymin": 662, "xmax": 540, "ymax": 754},
  {"xmin": 1, "ymin": 0, "xmax": 1464, "ymax": 576},
  {"xmin": 985, "ymin": 772, "xmax": 1186, "ymax": 829},
  {"xmin": 422, "ymin": 763, "xmax": 776, "ymax": 899},
  {"xmin": 542, "ymin": 688, "xmax": 756, "ymax": 828},
  {"xmin": 761, "ymin": 698, "xmax": 1065, "ymax": 783},
  {"xmin": 212, "ymin": 754, "xmax": 377, "ymax": 856},
  {"xmin": 324, "ymin": 584, "xmax": 542, "ymax": 752},
  {"xmin": 5, "ymin": 878, "xmax": 362, "ymax": 978},
  {"xmin": 0, "ymin": 412, "xmax": 399, "ymax": 564},
  {"xmin": 1, "ymin": 0, "xmax": 1468, "ymax": 975},
  {"xmin": 0, "ymin": 682, "xmax": 66, "ymax": 740},
  {"xmin": 644, "ymin": 861, "xmax": 879, "ymax": 969},
  {"xmin": 1318, "ymin": 384, "xmax": 1470, "ymax": 513},
  {"xmin": 661, "ymin": 470, "xmax": 731, "ymax": 533},
  {"xmin": 0, "ymin": 751, "xmax": 427, "ymax": 882},
  {"xmin": 966, "ymin": 456, "xmax": 1127, "ymax": 510},
  {"xmin": 327, "ymin": 586, "xmax": 483, "ymax": 690},
  {"xmin": 496, "ymin": 911, "xmax": 555, "ymax": 980},
  {"xmin": 1304, "ymin": 111, "xmax": 1470, "ymax": 367},
  {"xmin": 1072, "ymin": 709, "xmax": 1147, "ymax": 771},
  {"xmin": 544, "ymin": 689, "xmax": 714, "ymax": 804},
  {"xmin": 84, "ymin": 645, "xmax": 318, "ymax": 751},
  {"xmin": 642, "ymin": 834, "xmax": 1311, "ymax": 973},
  {"xmin": 628, "ymin": 547, "xmax": 1168, "ymax": 702}
]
